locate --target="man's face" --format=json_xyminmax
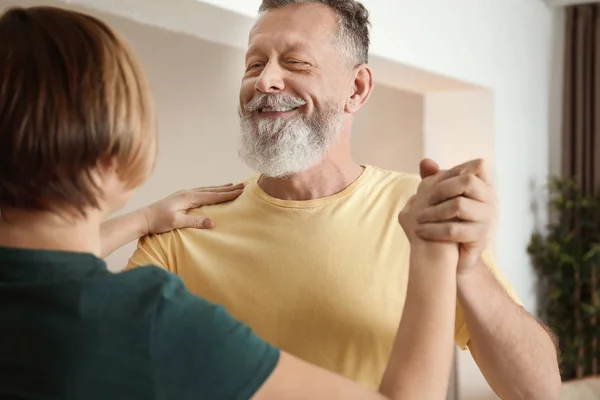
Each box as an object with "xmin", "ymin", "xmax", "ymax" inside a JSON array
[{"xmin": 238, "ymin": 3, "xmax": 351, "ymax": 178}]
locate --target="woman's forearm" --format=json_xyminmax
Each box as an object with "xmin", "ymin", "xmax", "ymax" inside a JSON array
[
  {"xmin": 379, "ymin": 241, "xmax": 458, "ymax": 399},
  {"xmin": 100, "ymin": 209, "xmax": 147, "ymax": 259}
]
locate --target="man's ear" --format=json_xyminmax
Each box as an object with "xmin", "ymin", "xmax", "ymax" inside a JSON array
[{"xmin": 345, "ymin": 64, "xmax": 373, "ymax": 114}]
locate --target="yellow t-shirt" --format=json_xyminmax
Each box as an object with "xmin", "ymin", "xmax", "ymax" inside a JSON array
[{"xmin": 126, "ymin": 165, "xmax": 521, "ymax": 389}]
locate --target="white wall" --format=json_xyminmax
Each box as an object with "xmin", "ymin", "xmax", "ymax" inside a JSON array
[{"xmin": 549, "ymin": 7, "xmax": 565, "ymax": 179}]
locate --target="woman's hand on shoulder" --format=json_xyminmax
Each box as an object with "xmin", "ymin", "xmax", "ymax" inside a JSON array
[{"xmin": 142, "ymin": 183, "xmax": 244, "ymax": 235}]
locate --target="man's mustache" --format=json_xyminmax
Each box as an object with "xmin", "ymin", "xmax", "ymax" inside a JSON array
[{"xmin": 244, "ymin": 94, "xmax": 307, "ymax": 113}]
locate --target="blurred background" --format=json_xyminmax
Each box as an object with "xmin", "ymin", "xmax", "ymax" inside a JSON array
[{"xmin": 3, "ymin": 0, "xmax": 600, "ymax": 398}]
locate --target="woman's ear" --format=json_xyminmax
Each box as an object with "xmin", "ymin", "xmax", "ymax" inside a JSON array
[
  {"xmin": 345, "ymin": 64, "xmax": 374, "ymax": 114},
  {"xmin": 97, "ymin": 156, "xmax": 118, "ymax": 174}
]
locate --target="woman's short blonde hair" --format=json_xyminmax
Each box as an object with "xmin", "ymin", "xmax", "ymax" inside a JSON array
[{"xmin": 0, "ymin": 6, "xmax": 157, "ymax": 214}]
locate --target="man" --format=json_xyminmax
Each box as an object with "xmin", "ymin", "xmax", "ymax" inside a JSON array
[{"xmin": 121, "ymin": 1, "xmax": 561, "ymax": 398}]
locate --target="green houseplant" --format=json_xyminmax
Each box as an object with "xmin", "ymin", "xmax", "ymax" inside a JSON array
[{"xmin": 528, "ymin": 176, "xmax": 600, "ymax": 380}]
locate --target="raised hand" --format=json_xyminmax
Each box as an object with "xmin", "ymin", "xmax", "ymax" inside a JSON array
[{"xmin": 414, "ymin": 158, "xmax": 496, "ymax": 275}]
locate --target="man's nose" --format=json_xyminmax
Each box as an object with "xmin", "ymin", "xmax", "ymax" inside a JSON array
[{"xmin": 254, "ymin": 63, "xmax": 285, "ymax": 94}]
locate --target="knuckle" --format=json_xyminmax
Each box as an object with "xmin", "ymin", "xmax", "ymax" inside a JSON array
[
  {"xmin": 398, "ymin": 211, "xmax": 408, "ymax": 225},
  {"xmin": 420, "ymin": 175, "xmax": 434, "ymax": 187},
  {"xmin": 464, "ymin": 172, "xmax": 477, "ymax": 186},
  {"xmin": 196, "ymin": 216, "xmax": 207, "ymax": 226},
  {"xmin": 451, "ymin": 197, "xmax": 464, "ymax": 215},
  {"xmin": 472, "ymin": 158, "xmax": 488, "ymax": 175},
  {"xmin": 462, "ymin": 173, "xmax": 478, "ymax": 194},
  {"xmin": 420, "ymin": 179, "xmax": 436, "ymax": 197},
  {"xmin": 165, "ymin": 214, "xmax": 178, "ymax": 227},
  {"xmin": 448, "ymin": 167, "xmax": 460, "ymax": 178},
  {"xmin": 181, "ymin": 192, "xmax": 196, "ymax": 203},
  {"xmin": 184, "ymin": 214, "xmax": 201, "ymax": 226},
  {"xmin": 446, "ymin": 223, "xmax": 460, "ymax": 238}
]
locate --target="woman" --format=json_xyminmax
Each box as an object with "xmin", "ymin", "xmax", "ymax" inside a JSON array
[{"xmin": 0, "ymin": 6, "xmax": 458, "ymax": 399}]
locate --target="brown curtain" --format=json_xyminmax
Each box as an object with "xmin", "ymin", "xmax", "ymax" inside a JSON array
[
  {"xmin": 563, "ymin": 3, "xmax": 600, "ymax": 195},
  {"xmin": 561, "ymin": 3, "xmax": 600, "ymax": 381}
]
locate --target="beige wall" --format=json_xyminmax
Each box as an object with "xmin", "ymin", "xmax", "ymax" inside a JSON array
[
  {"xmin": 424, "ymin": 91, "xmax": 494, "ymax": 171},
  {"xmin": 353, "ymin": 86, "xmax": 424, "ymax": 174},
  {"xmin": 100, "ymin": 13, "xmax": 251, "ymax": 270}
]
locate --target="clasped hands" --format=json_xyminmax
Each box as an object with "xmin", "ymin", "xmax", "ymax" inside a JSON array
[{"xmin": 398, "ymin": 158, "xmax": 497, "ymax": 275}]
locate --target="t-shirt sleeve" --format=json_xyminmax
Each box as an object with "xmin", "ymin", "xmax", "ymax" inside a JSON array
[
  {"xmin": 151, "ymin": 273, "xmax": 280, "ymax": 399},
  {"xmin": 125, "ymin": 234, "xmax": 173, "ymax": 273},
  {"xmin": 454, "ymin": 249, "xmax": 523, "ymax": 350}
]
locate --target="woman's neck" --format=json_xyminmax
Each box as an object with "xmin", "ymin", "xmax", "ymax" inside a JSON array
[{"xmin": 0, "ymin": 209, "xmax": 103, "ymax": 256}]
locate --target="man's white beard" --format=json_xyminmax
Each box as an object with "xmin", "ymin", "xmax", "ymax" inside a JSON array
[{"xmin": 238, "ymin": 97, "xmax": 343, "ymax": 178}]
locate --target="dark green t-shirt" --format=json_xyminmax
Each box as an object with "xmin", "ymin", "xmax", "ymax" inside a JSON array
[{"xmin": 0, "ymin": 245, "xmax": 279, "ymax": 399}]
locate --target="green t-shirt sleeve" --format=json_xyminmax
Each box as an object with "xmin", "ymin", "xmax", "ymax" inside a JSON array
[{"xmin": 151, "ymin": 273, "xmax": 279, "ymax": 399}]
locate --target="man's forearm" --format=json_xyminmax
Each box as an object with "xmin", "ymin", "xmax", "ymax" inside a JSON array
[
  {"xmin": 380, "ymin": 242, "xmax": 457, "ymax": 400},
  {"xmin": 100, "ymin": 209, "xmax": 148, "ymax": 259},
  {"xmin": 458, "ymin": 262, "xmax": 561, "ymax": 400}
]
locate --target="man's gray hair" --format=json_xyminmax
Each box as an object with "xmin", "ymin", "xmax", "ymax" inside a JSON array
[{"xmin": 258, "ymin": 0, "xmax": 371, "ymax": 66}]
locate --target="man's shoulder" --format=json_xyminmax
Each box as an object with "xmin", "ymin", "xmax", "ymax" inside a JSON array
[
  {"xmin": 364, "ymin": 165, "xmax": 421, "ymax": 195},
  {"xmin": 132, "ymin": 175, "xmax": 260, "ymax": 249}
]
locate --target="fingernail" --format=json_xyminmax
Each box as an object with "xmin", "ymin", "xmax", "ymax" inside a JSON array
[{"xmin": 203, "ymin": 218, "xmax": 214, "ymax": 228}]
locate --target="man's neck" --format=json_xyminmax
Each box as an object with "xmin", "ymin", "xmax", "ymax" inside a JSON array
[
  {"xmin": 258, "ymin": 158, "xmax": 364, "ymax": 201},
  {"xmin": 0, "ymin": 209, "xmax": 103, "ymax": 256}
]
